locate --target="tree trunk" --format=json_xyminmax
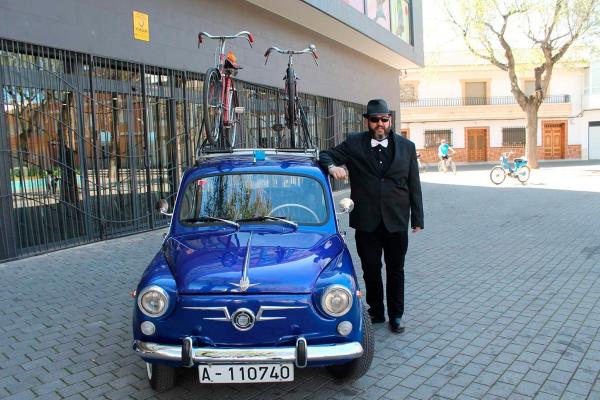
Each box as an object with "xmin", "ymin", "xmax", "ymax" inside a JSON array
[{"xmin": 525, "ymin": 103, "xmax": 539, "ymax": 169}]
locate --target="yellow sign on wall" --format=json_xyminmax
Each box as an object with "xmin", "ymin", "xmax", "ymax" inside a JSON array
[{"xmin": 133, "ymin": 11, "xmax": 150, "ymax": 42}]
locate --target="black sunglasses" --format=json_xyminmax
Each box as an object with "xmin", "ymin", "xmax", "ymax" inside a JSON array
[{"xmin": 368, "ymin": 116, "xmax": 390, "ymax": 123}]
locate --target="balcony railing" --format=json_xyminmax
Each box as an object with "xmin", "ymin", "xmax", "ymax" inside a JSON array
[{"xmin": 400, "ymin": 94, "xmax": 571, "ymax": 108}]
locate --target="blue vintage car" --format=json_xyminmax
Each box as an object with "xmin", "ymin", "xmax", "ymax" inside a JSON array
[{"xmin": 132, "ymin": 149, "xmax": 373, "ymax": 391}]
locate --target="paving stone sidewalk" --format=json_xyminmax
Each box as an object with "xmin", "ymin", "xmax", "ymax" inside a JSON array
[{"xmin": 1, "ymin": 176, "xmax": 599, "ymax": 399}]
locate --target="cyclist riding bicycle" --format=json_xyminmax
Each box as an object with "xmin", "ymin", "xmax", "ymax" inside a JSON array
[{"xmin": 437, "ymin": 139, "xmax": 455, "ymax": 163}]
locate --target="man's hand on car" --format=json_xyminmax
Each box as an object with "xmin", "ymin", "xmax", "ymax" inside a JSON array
[{"xmin": 329, "ymin": 166, "xmax": 347, "ymax": 180}]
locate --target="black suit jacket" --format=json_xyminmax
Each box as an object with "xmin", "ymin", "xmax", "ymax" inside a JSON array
[{"xmin": 319, "ymin": 130, "xmax": 424, "ymax": 233}]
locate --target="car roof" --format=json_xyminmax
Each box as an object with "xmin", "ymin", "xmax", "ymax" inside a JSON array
[{"xmin": 186, "ymin": 150, "xmax": 324, "ymax": 179}]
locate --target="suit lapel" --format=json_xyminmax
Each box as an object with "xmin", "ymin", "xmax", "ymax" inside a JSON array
[
  {"xmin": 384, "ymin": 132, "xmax": 402, "ymax": 177},
  {"xmin": 362, "ymin": 132, "xmax": 381, "ymax": 173}
]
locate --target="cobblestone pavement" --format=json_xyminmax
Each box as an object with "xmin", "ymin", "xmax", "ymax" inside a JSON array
[{"xmin": 1, "ymin": 165, "xmax": 600, "ymax": 400}]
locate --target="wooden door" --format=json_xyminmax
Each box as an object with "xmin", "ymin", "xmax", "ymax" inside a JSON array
[
  {"xmin": 543, "ymin": 121, "xmax": 565, "ymax": 159},
  {"xmin": 400, "ymin": 129, "xmax": 409, "ymax": 138},
  {"xmin": 466, "ymin": 128, "xmax": 487, "ymax": 161}
]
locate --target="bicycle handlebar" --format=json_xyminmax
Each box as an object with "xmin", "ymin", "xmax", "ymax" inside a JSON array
[
  {"xmin": 197, "ymin": 31, "xmax": 254, "ymax": 48},
  {"xmin": 264, "ymin": 44, "xmax": 319, "ymax": 66}
]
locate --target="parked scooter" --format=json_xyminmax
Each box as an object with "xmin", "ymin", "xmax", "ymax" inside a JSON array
[{"xmin": 490, "ymin": 151, "xmax": 530, "ymax": 185}]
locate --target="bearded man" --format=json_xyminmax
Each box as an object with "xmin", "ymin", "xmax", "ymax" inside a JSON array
[{"xmin": 319, "ymin": 98, "xmax": 424, "ymax": 334}]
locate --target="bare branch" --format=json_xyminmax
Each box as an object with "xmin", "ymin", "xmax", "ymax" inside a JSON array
[
  {"xmin": 493, "ymin": 11, "xmax": 527, "ymax": 103},
  {"xmin": 447, "ymin": 6, "xmax": 508, "ymax": 70},
  {"xmin": 544, "ymin": 0, "xmax": 564, "ymax": 43}
]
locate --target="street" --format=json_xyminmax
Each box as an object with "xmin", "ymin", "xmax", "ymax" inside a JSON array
[{"xmin": 1, "ymin": 164, "xmax": 599, "ymax": 400}]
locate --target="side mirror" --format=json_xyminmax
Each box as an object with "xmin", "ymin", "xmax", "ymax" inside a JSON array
[
  {"xmin": 156, "ymin": 199, "xmax": 172, "ymax": 217},
  {"xmin": 337, "ymin": 198, "xmax": 354, "ymax": 214}
]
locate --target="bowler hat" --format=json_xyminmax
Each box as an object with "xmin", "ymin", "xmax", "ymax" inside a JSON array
[{"xmin": 363, "ymin": 99, "xmax": 390, "ymax": 117}]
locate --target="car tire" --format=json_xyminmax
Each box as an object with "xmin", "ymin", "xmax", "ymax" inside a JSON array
[
  {"xmin": 326, "ymin": 305, "xmax": 374, "ymax": 382},
  {"xmin": 146, "ymin": 362, "xmax": 175, "ymax": 392}
]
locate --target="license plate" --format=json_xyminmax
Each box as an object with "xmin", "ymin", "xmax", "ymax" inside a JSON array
[{"xmin": 198, "ymin": 363, "xmax": 294, "ymax": 383}]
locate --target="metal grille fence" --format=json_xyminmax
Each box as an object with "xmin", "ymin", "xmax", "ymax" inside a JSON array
[
  {"xmin": 502, "ymin": 127, "xmax": 526, "ymax": 146},
  {"xmin": 0, "ymin": 39, "xmax": 364, "ymax": 261},
  {"xmin": 424, "ymin": 129, "xmax": 452, "ymax": 148}
]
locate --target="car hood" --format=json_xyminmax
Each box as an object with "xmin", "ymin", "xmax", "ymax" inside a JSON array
[{"xmin": 164, "ymin": 229, "xmax": 343, "ymax": 294}]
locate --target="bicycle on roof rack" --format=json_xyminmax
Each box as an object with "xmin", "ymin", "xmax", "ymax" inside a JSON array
[
  {"xmin": 197, "ymin": 31, "xmax": 254, "ymax": 149},
  {"xmin": 264, "ymin": 44, "xmax": 318, "ymax": 149}
]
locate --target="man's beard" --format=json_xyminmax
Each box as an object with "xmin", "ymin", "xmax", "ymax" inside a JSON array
[{"xmin": 369, "ymin": 125, "xmax": 391, "ymax": 140}]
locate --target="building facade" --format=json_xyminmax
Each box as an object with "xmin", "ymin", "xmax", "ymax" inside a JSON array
[
  {"xmin": 0, "ymin": 0, "xmax": 424, "ymax": 261},
  {"xmin": 400, "ymin": 55, "xmax": 600, "ymax": 163}
]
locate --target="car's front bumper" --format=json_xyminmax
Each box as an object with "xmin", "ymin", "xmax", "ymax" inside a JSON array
[{"xmin": 133, "ymin": 337, "xmax": 363, "ymax": 368}]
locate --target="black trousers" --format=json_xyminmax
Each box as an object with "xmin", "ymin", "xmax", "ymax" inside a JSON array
[{"xmin": 355, "ymin": 223, "xmax": 408, "ymax": 319}]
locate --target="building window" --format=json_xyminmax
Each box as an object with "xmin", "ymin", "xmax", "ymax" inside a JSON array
[
  {"xmin": 591, "ymin": 62, "xmax": 600, "ymax": 95},
  {"xmin": 391, "ymin": 0, "xmax": 412, "ymax": 43},
  {"xmin": 343, "ymin": 0, "xmax": 412, "ymax": 44},
  {"xmin": 366, "ymin": 0, "xmax": 391, "ymax": 30},
  {"xmin": 424, "ymin": 129, "xmax": 451, "ymax": 148},
  {"xmin": 464, "ymin": 81, "xmax": 487, "ymax": 105},
  {"xmin": 523, "ymin": 79, "xmax": 535, "ymax": 96},
  {"xmin": 343, "ymin": 0, "xmax": 365, "ymax": 13},
  {"xmin": 502, "ymin": 127, "xmax": 526, "ymax": 146},
  {"xmin": 400, "ymin": 81, "xmax": 418, "ymax": 102}
]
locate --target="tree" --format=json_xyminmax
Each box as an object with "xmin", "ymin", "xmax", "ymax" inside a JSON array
[{"xmin": 447, "ymin": 0, "xmax": 599, "ymax": 168}]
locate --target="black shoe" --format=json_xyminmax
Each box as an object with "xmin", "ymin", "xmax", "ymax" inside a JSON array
[
  {"xmin": 370, "ymin": 315, "xmax": 385, "ymax": 324},
  {"xmin": 389, "ymin": 318, "xmax": 405, "ymax": 334}
]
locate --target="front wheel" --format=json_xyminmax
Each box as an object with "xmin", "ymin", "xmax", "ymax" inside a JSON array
[
  {"xmin": 285, "ymin": 67, "xmax": 296, "ymax": 132},
  {"xmin": 327, "ymin": 305, "xmax": 374, "ymax": 382},
  {"xmin": 449, "ymin": 160, "xmax": 457, "ymax": 175},
  {"xmin": 146, "ymin": 362, "xmax": 175, "ymax": 392},
  {"xmin": 203, "ymin": 68, "xmax": 223, "ymax": 145},
  {"xmin": 490, "ymin": 166, "xmax": 506, "ymax": 185},
  {"xmin": 516, "ymin": 165, "xmax": 530, "ymax": 184}
]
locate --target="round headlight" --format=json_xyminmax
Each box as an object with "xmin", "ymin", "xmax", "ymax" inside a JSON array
[
  {"xmin": 321, "ymin": 285, "xmax": 353, "ymax": 317},
  {"xmin": 137, "ymin": 286, "xmax": 169, "ymax": 317}
]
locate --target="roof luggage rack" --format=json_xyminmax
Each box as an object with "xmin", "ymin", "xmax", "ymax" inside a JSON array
[{"xmin": 195, "ymin": 147, "xmax": 319, "ymax": 165}]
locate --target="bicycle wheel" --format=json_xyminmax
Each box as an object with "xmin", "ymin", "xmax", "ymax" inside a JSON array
[
  {"xmin": 418, "ymin": 160, "xmax": 427, "ymax": 173},
  {"xmin": 298, "ymin": 101, "xmax": 312, "ymax": 148},
  {"xmin": 450, "ymin": 160, "xmax": 457, "ymax": 175},
  {"xmin": 437, "ymin": 160, "xmax": 445, "ymax": 172},
  {"xmin": 285, "ymin": 67, "xmax": 296, "ymax": 131},
  {"xmin": 490, "ymin": 166, "xmax": 506, "ymax": 185},
  {"xmin": 225, "ymin": 88, "xmax": 239, "ymax": 148},
  {"xmin": 516, "ymin": 165, "xmax": 530, "ymax": 184},
  {"xmin": 203, "ymin": 68, "xmax": 222, "ymax": 145}
]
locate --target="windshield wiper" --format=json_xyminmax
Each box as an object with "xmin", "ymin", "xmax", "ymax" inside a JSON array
[
  {"xmin": 182, "ymin": 216, "xmax": 240, "ymax": 229},
  {"xmin": 236, "ymin": 216, "xmax": 298, "ymax": 229}
]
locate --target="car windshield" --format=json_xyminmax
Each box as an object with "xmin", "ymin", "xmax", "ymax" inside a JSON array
[{"xmin": 178, "ymin": 173, "xmax": 328, "ymax": 225}]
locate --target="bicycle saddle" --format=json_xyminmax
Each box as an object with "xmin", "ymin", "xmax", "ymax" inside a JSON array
[
  {"xmin": 514, "ymin": 158, "xmax": 525, "ymax": 163},
  {"xmin": 224, "ymin": 51, "xmax": 242, "ymax": 69},
  {"xmin": 224, "ymin": 59, "xmax": 242, "ymax": 69}
]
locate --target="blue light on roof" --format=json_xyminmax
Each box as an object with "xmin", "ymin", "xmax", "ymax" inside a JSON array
[{"xmin": 253, "ymin": 150, "xmax": 266, "ymax": 161}]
